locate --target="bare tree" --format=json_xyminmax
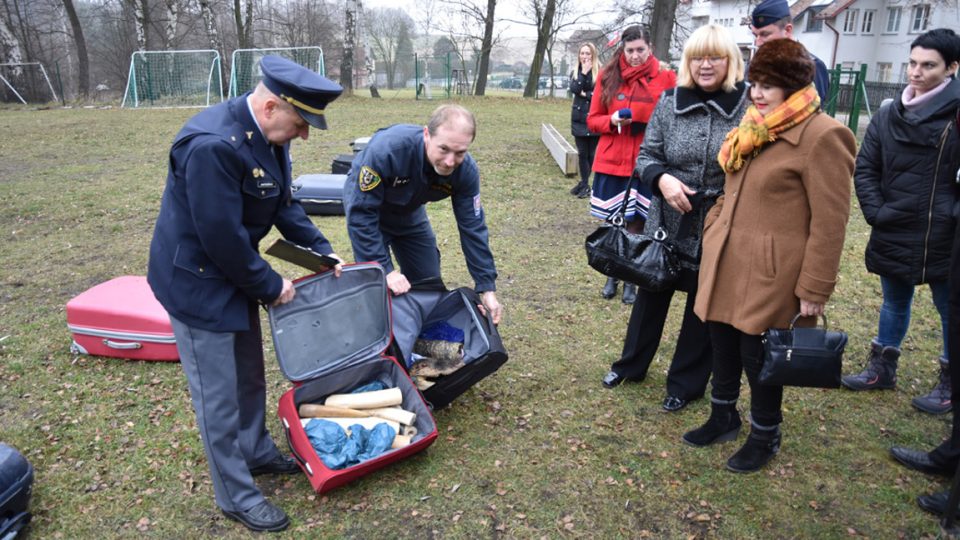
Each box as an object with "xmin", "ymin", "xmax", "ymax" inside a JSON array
[
  {"xmin": 0, "ymin": 8, "xmax": 23, "ymax": 63},
  {"xmin": 523, "ymin": 0, "xmax": 555, "ymax": 97},
  {"xmin": 340, "ymin": 0, "xmax": 358, "ymax": 94},
  {"xmin": 436, "ymin": 0, "xmax": 499, "ymax": 95},
  {"xmin": 365, "ymin": 7, "xmax": 415, "ymax": 89},
  {"xmin": 163, "ymin": 0, "xmax": 179, "ymax": 48},
  {"xmin": 233, "ymin": 0, "xmax": 252, "ymax": 49},
  {"xmin": 611, "ymin": 0, "xmax": 694, "ymax": 62},
  {"xmin": 61, "ymin": 0, "xmax": 89, "ymax": 98}
]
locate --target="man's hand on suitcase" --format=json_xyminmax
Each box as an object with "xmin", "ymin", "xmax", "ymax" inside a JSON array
[
  {"xmin": 478, "ymin": 291, "xmax": 502, "ymax": 325},
  {"xmin": 273, "ymin": 278, "xmax": 296, "ymax": 306},
  {"xmin": 387, "ymin": 270, "xmax": 411, "ymax": 296},
  {"xmin": 323, "ymin": 253, "xmax": 344, "ymax": 277}
]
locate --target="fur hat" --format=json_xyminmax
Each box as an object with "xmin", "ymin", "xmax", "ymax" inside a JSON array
[{"xmin": 748, "ymin": 39, "xmax": 814, "ymax": 91}]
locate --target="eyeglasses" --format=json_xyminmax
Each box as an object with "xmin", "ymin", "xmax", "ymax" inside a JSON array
[{"xmin": 690, "ymin": 56, "xmax": 727, "ymax": 66}]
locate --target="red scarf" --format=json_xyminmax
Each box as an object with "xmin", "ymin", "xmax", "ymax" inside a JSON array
[{"xmin": 618, "ymin": 53, "xmax": 660, "ymax": 123}]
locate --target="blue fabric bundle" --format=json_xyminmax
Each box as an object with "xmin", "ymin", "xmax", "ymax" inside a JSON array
[
  {"xmin": 304, "ymin": 419, "xmax": 397, "ymax": 470},
  {"xmin": 419, "ymin": 321, "xmax": 464, "ymax": 343},
  {"xmin": 349, "ymin": 380, "xmax": 388, "ymax": 393}
]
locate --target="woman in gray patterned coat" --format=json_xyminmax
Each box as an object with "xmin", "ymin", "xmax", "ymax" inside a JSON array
[{"xmin": 602, "ymin": 25, "xmax": 748, "ymax": 413}]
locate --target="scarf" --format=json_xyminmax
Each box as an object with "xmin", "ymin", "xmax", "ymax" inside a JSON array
[
  {"xmin": 615, "ymin": 53, "xmax": 660, "ymax": 124},
  {"xmin": 717, "ymin": 84, "xmax": 820, "ymax": 173},
  {"xmin": 901, "ymin": 78, "xmax": 951, "ymax": 111}
]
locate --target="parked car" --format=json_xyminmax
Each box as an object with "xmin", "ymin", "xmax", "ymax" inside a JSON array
[{"xmin": 499, "ymin": 78, "xmax": 522, "ymax": 89}]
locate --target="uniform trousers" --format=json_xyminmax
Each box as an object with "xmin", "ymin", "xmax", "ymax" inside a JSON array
[
  {"xmin": 169, "ymin": 303, "xmax": 283, "ymax": 513},
  {"xmin": 930, "ymin": 218, "xmax": 960, "ymax": 468},
  {"xmin": 379, "ymin": 206, "xmax": 442, "ymax": 284},
  {"xmin": 708, "ymin": 322, "xmax": 782, "ymax": 427},
  {"xmin": 610, "ymin": 275, "xmax": 712, "ymax": 400}
]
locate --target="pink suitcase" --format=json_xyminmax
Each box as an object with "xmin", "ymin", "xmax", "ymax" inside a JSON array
[{"xmin": 66, "ymin": 276, "xmax": 179, "ymax": 362}]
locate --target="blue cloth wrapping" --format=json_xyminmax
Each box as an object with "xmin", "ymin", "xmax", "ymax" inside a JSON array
[
  {"xmin": 419, "ymin": 321, "xmax": 464, "ymax": 343},
  {"xmin": 304, "ymin": 419, "xmax": 397, "ymax": 470},
  {"xmin": 350, "ymin": 380, "xmax": 388, "ymax": 393}
]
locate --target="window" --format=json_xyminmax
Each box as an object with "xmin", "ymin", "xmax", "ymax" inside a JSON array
[
  {"xmin": 806, "ymin": 11, "xmax": 823, "ymax": 32},
  {"xmin": 692, "ymin": 16, "xmax": 709, "ymax": 28},
  {"xmin": 861, "ymin": 10, "xmax": 875, "ymax": 33},
  {"xmin": 876, "ymin": 62, "xmax": 892, "ymax": 82},
  {"xmin": 911, "ymin": 4, "xmax": 930, "ymax": 32},
  {"xmin": 842, "ymin": 9, "xmax": 859, "ymax": 33},
  {"xmin": 885, "ymin": 7, "xmax": 901, "ymax": 33},
  {"xmin": 899, "ymin": 62, "xmax": 909, "ymax": 82}
]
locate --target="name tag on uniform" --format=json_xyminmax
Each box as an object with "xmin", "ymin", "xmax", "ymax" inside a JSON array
[
  {"xmin": 257, "ymin": 179, "xmax": 277, "ymax": 189},
  {"xmin": 392, "ymin": 177, "xmax": 410, "ymax": 187}
]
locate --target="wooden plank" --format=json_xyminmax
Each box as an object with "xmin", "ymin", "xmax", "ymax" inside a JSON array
[{"xmin": 540, "ymin": 123, "xmax": 578, "ymax": 176}]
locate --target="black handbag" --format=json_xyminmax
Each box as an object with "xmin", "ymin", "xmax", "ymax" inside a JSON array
[
  {"xmin": 759, "ymin": 313, "xmax": 847, "ymax": 388},
  {"xmin": 585, "ymin": 190, "xmax": 696, "ymax": 293}
]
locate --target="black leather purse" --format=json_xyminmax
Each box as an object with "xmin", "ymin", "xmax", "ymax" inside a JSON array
[
  {"xmin": 585, "ymin": 191, "xmax": 696, "ymax": 293},
  {"xmin": 759, "ymin": 313, "xmax": 847, "ymax": 388}
]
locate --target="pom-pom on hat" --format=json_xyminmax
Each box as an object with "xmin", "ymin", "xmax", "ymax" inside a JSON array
[
  {"xmin": 259, "ymin": 55, "xmax": 342, "ymax": 130},
  {"xmin": 748, "ymin": 39, "xmax": 814, "ymax": 92}
]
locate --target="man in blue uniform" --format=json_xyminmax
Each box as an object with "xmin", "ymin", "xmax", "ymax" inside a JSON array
[
  {"xmin": 147, "ymin": 56, "xmax": 343, "ymax": 533},
  {"xmin": 344, "ymin": 104, "xmax": 503, "ymax": 324},
  {"xmin": 750, "ymin": 0, "xmax": 831, "ymax": 102}
]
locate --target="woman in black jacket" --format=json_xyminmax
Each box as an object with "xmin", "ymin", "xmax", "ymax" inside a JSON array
[
  {"xmin": 842, "ymin": 28, "xmax": 960, "ymax": 416},
  {"xmin": 569, "ymin": 42, "xmax": 599, "ymax": 199}
]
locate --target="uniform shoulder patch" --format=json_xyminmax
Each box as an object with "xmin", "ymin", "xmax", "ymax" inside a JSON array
[{"xmin": 358, "ymin": 166, "xmax": 382, "ymax": 192}]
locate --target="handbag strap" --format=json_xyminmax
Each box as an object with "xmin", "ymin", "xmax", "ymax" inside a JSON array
[{"xmin": 662, "ymin": 192, "xmax": 703, "ymax": 242}]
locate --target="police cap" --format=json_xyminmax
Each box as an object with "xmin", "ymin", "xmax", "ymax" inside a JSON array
[
  {"xmin": 259, "ymin": 55, "xmax": 342, "ymax": 130},
  {"xmin": 752, "ymin": 0, "xmax": 791, "ymax": 28}
]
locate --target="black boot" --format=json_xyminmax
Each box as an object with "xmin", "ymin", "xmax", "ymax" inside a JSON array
[
  {"xmin": 726, "ymin": 422, "xmax": 780, "ymax": 473},
  {"xmin": 682, "ymin": 400, "xmax": 742, "ymax": 447},
  {"xmin": 622, "ymin": 283, "xmax": 637, "ymax": 305},
  {"xmin": 841, "ymin": 341, "xmax": 900, "ymax": 390},
  {"xmin": 912, "ymin": 357, "xmax": 951, "ymax": 415},
  {"xmin": 576, "ymin": 182, "xmax": 591, "ymax": 199},
  {"xmin": 570, "ymin": 180, "xmax": 587, "ymax": 196},
  {"xmin": 601, "ymin": 277, "xmax": 618, "ymax": 299}
]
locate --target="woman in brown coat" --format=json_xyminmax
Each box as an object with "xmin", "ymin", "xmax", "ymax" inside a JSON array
[{"xmin": 683, "ymin": 39, "xmax": 857, "ymax": 473}]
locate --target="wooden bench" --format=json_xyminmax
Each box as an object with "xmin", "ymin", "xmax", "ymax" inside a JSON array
[{"xmin": 540, "ymin": 123, "xmax": 578, "ymax": 176}]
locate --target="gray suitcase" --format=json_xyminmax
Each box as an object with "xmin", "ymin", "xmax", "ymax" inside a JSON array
[{"xmin": 291, "ymin": 174, "xmax": 347, "ymax": 216}]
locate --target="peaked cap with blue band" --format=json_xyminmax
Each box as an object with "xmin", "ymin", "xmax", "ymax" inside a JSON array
[
  {"xmin": 752, "ymin": 0, "xmax": 792, "ymax": 27},
  {"xmin": 259, "ymin": 55, "xmax": 342, "ymax": 130}
]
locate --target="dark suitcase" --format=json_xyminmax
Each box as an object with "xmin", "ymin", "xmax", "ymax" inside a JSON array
[
  {"xmin": 66, "ymin": 276, "xmax": 179, "ymax": 361},
  {"xmin": 390, "ymin": 286, "xmax": 508, "ymax": 410},
  {"xmin": 291, "ymin": 174, "xmax": 347, "ymax": 216},
  {"xmin": 331, "ymin": 154, "xmax": 354, "ymax": 175},
  {"xmin": 0, "ymin": 443, "xmax": 33, "ymax": 539},
  {"xmin": 271, "ymin": 264, "xmax": 438, "ymax": 493},
  {"xmin": 350, "ymin": 136, "xmax": 371, "ymax": 153}
]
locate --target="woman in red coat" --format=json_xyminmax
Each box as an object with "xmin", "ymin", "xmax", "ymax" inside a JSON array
[{"xmin": 587, "ymin": 25, "xmax": 677, "ymax": 303}]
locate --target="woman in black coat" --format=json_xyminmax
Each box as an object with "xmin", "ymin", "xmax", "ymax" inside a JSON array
[
  {"xmin": 842, "ymin": 28, "xmax": 960, "ymax": 416},
  {"xmin": 569, "ymin": 42, "xmax": 599, "ymax": 199}
]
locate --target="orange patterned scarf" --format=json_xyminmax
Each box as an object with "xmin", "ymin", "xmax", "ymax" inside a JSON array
[{"xmin": 717, "ymin": 84, "xmax": 820, "ymax": 173}]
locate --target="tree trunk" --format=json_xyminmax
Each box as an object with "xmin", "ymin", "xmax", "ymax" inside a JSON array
[
  {"xmin": 473, "ymin": 0, "xmax": 495, "ymax": 96},
  {"xmin": 0, "ymin": 9, "xmax": 23, "ymax": 64},
  {"xmin": 649, "ymin": 0, "xmax": 679, "ymax": 62},
  {"xmin": 128, "ymin": 0, "xmax": 149, "ymax": 50},
  {"xmin": 524, "ymin": 0, "xmax": 555, "ymax": 98},
  {"xmin": 164, "ymin": 0, "xmax": 178, "ymax": 49},
  {"xmin": 340, "ymin": 0, "xmax": 355, "ymax": 94},
  {"xmin": 197, "ymin": 0, "xmax": 225, "ymax": 91},
  {"xmin": 61, "ymin": 0, "xmax": 89, "ymax": 98},
  {"xmin": 234, "ymin": 0, "xmax": 253, "ymax": 49}
]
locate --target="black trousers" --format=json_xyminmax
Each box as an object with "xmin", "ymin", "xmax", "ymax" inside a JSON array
[
  {"xmin": 610, "ymin": 277, "xmax": 712, "ymax": 400},
  {"xmin": 708, "ymin": 321, "xmax": 783, "ymax": 427},
  {"xmin": 931, "ymin": 218, "xmax": 960, "ymax": 467},
  {"xmin": 574, "ymin": 136, "xmax": 598, "ymax": 184}
]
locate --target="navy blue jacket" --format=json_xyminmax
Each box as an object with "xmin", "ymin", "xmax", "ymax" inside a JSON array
[
  {"xmin": 343, "ymin": 124, "xmax": 497, "ymax": 292},
  {"xmin": 148, "ymin": 94, "xmax": 332, "ymax": 332}
]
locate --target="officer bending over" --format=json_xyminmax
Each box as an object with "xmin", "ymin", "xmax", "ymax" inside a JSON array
[
  {"xmin": 147, "ymin": 56, "xmax": 343, "ymax": 533},
  {"xmin": 344, "ymin": 104, "xmax": 503, "ymax": 324}
]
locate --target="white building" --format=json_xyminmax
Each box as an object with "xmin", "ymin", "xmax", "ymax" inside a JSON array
[{"xmin": 683, "ymin": 0, "xmax": 959, "ymax": 81}]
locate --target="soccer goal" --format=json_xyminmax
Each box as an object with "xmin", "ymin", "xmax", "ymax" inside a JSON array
[
  {"xmin": 0, "ymin": 62, "xmax": 58, "ymax": 104},
  {"xmin": 228, "ymin": 47, "xmax": 325, "ymax": 98},
  {"xmin": 121, "ymin": 49, "xmax": 223, "ymax": 108}
]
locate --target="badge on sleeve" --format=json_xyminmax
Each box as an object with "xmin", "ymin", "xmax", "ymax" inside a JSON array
[
  {"xmin": 473, "ymin": 194, "xmax": 482, "ymax": 217},
  {"xmin": 358, "ymin": 166, "xmax": 381, "ymax": 191}
]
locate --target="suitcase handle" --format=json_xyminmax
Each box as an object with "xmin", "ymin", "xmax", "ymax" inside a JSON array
[
  {"xmin": 102, "ymin": 339, "xmax": 142, "ymax": 350},
  {"xmin": 281, "ymin": 416, "xmax": 313, "ymax": 477}
]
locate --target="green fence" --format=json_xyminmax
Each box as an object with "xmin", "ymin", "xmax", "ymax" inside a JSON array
[{"xmin": 413, "ymin": 53, "xmax": 453, "ymax": 100}]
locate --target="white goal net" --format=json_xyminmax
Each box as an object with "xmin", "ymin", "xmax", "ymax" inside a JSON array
[
  {"xmin": 228, "ymin": 47, "xmax": 324, "ymax": 98},
  {"xmin": 0, "ymin": 62, "xmax": 58, "ymax": 104},
  {"xmin": 121, "ymin": 50, "xmax": 223, "ymax": 108}
]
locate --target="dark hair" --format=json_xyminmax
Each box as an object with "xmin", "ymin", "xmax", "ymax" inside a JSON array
[
  {"xmin": 911, "ymin": 28, "xmax": 960, "ymax": 67},
  {"xmin": 600, "ymin": 25, "xmax": 653, "ymax": 106}
]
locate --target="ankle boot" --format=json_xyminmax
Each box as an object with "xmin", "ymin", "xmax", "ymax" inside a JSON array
[
  {"xmin": 912, "ymin": 357, "xmax": 951, "ymax": 415},
  {"xmin": 841, "ymin": 340, "xmax": 900, "ymax": 390},
  {"xmin": 622, "ymin": 283, "xmax": 637, "ymax": 305},
  {"xmin": 682, "ymin": 400, "xmax": 742, "ymax": 447},
  {"xmin": 726, "ymin": 422, "xmax": 781, "ymax": 473},
  {"xmin": 570, "ymin": 180, "xmax": 587, "ymax": 196},
  {"xmin": 576, "ymin": 183, "xmax": 591, "ymax": 199},
  {"xmin": 601, "ymin": 277, "xmax": 618, "ymax": 299}
]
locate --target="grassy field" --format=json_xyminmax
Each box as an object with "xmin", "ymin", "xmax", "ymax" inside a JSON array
[{"xmin": 0, "ymin": 95, "xmax": 952, "ymax": 538}]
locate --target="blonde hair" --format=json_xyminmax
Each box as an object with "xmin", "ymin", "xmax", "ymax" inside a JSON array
[
  {"xmin": 578, "ymin": 42, "xmax": 599, "ymax": 81},
  {"xmin": 677, "ymin": 24, "xmax": 745, "ymax": 91}
]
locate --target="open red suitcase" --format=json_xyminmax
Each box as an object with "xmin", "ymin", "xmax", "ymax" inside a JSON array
[
  {"xmin": 271, "ymin": 264, "xmax": 438, "ymax": 493},
  {"xmin": 66, "ymin": 276, "xmax": 179, "ymax": 361}
]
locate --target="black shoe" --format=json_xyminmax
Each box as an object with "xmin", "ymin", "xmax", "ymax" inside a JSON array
[
  {"xmin": 250, "ymin": 454, "xmax": 300, "ymax": 476},
  {"xmin": 726, "ymin": 424, "xmax": 780, "ymax": 473},
  {"xmin": 917, "ymin": 490, "xmax": 959, "ymax": 518},
  {"xmin": 601, "ymin": 278, "xmax": 618, "ymax": 300},
  {"xmin": 602, "ymin": 370, "xmax": 625, "ymax": 389},
  {"xmin": 222, "ymin": 500, "xmax": 290, "ymax": 532},
  {"xmin": 682, "ymin": 402, "xmax": 741, "ymax": 447},
  {"xmin": 890, "ymin": 446, "xmax": 952, "ymax": 477},
  {"xmin": 570, "ymin": 180, "xmax": 586, "ymax": 195},
  {"xmin": 576, "ymin": 183, "xmax": 591, "ymax": 199},
  {"xmin": 662, "ymin": 395, "xmax": 688, "ymax": 412},
  {"xmin": 622, "ymin": 283, "xmax": 637, "ymax": 305}
]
